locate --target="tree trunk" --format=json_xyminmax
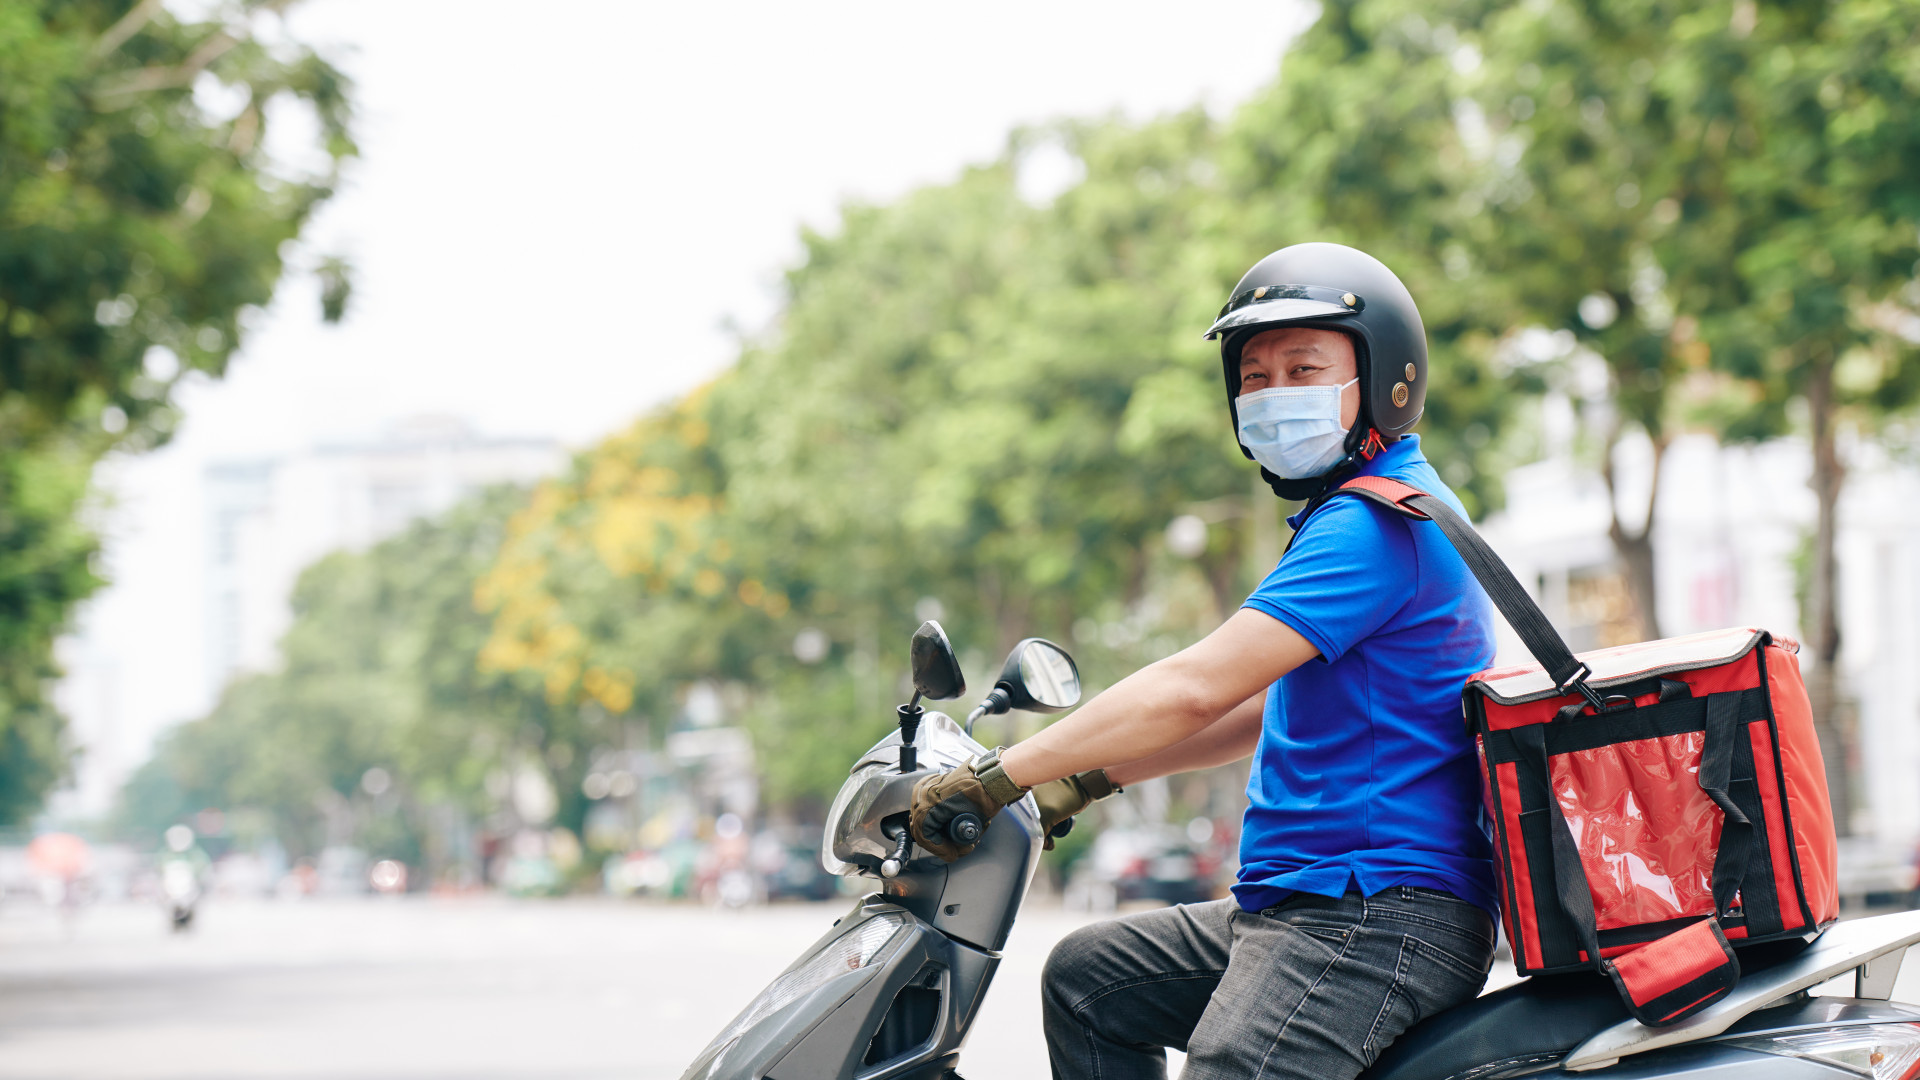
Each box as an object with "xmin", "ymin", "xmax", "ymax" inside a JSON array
[
  {"xmin": 1601, "ymin": 426, "xmax": 1667, "ymax": 640},
  {"xmin": 1804, "ymin": 353, "xmax": 1853, "ymax": 835}
]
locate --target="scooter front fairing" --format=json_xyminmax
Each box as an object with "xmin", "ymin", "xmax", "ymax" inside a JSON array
[{"xmin": 682, "ymin": 712, "xmax": 1043, "ymax": 1080}]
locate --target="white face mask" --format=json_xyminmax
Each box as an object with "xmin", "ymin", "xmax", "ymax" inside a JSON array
[{"xmin": 1236, "ymin": 378, "xmax": 1358, "ymax": 479}]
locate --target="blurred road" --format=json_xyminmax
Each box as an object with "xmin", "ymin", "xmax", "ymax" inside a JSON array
[
  {"xmin": 0, "ymin": 890, "xmax": 1624, "ymax": 1080},
  {"xmin": 5, "ymin": 893, "xmax": 1915, "ymax": 1080},
  {"xmin": 0, "ymin": 895, "xmax": 1113, "ymax": 1080}
]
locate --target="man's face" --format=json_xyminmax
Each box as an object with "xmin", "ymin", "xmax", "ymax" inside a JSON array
[{"xmin": 1237, "ymin": 326, "xmax": 1361, "ymax": 430}]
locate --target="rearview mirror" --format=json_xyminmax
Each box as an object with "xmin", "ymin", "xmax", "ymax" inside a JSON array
[
  {"xmin": 909, "ymin": 620, "xmax": 966, "ymax": 701},
  {"xmin": 995, "ymin": 638, "xmax": 1081, "ymax": 713}
]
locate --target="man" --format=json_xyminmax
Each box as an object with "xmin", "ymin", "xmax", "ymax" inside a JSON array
[{"xmin": 910, "ymin": 243, "xmax": 1499, "ymax": 1079}]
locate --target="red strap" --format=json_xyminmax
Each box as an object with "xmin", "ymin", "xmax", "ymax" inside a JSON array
[
  {"xmin": 1335, "ymin": 476, "xmax": 1433, "ymax": 519},
  {"xmin": 1610, "ymin": 918, "xmax": 1735, "ymax": 1008}
]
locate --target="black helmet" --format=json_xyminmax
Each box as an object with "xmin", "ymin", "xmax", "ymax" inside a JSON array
[{"xmin": 1206, "ymin": 242, "xmax": 1428, "ymax": 499}]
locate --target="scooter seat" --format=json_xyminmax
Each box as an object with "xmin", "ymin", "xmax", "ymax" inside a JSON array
[
  {"xmin": 1360, "ymin": 939, "xmax": 1814, "ymax": 1080},
  {"xmin": 1358, "ymin": 972, "xmax": 1627, "ymax": 1080}
]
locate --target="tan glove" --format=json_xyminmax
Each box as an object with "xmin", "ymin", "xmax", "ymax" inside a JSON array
[
  {"xmin": 910, "ymin": 761, "xmax": 1007, "ymax": 863},
  {"xmin": 1031, "ymin": 769, "xmax": 1121, "ymax": 850}
]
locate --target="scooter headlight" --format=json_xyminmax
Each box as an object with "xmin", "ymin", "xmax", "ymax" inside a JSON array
[
  {"xmin": 822, "ymin": 760, "xmax": 892, "ymax": 876},
  {"xmin": 687, "ymin": 911, "xmax": 908, "ymax": 1078},
  {"xmin": 1723, "ymin": 1023, "xmax": 1920, "ymax": 1079}
]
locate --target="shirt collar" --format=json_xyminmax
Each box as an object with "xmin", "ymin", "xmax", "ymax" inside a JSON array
[{"xmin": 1285, "ymin": 435, "xmax": 1426, "ymax": 529}]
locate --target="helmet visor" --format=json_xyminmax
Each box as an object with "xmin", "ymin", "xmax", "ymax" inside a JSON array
[{"xmin": 1205, "ymin": 284, "xmax": 1364, "ymax": 339}]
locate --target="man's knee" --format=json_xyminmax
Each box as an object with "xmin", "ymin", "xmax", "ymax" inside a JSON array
[{"xmin": 1042, "ymin": 919, "xmax": 1125, "ymax": 1012}]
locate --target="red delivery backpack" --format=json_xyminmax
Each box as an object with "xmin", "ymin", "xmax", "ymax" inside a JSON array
[{"xmin": 1325, "ymin": 475, "xmax": 1838, "ymax": 1027}]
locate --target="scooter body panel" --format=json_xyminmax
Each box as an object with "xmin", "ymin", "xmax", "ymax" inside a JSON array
[
  {"xmin": 1364, "ymin": 976, "xmax": 1920, "ymax": 1080},
  {"xmin": 1550, "ymin": 1042, "xmax": 1863, "ymax": 1078},
  {"xmin": 688, "ymin": 896, "xmax": 1007, "ymax": 1080}
]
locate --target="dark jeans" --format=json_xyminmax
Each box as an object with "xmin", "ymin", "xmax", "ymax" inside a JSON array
[{"xmin": 1041, "ymin": 887, "xmax": 1495, "ymax": 1080}]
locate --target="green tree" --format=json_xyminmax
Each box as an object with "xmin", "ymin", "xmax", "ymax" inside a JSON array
[
  {"xmin": 117, "ymin": 488, "xmax": 544, "ymax": 867},
  {"xmin": 473, "ymin": 103, "xmax": 1536, "ymax": 811},
  {"xmin": 1469, "ymin": 0, "xmax": 1920, "ymax": 818},
  {"xmin": 0, "ymin": 446, "xmax": 95, "ymax": 823},
  {"xmin": 1305, "ymin": 0, "xmax": 1920, "ymax": 824},
  {"xmin": 472, "ymin": 117, "xmax": 1273, "ymax": 809},
  {"xmin": 1, "ymin": 0, "xmax": 354, "ymax": 818},
  {"xmin": 1461, "ymin": 0, "xmax": 1705, "ymax": 638},
  {"xmin": 1660, "ymin": 0, "xmax": 1920, "ymax": 827}
]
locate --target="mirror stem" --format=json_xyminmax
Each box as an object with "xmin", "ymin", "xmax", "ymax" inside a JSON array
[
  {"xmin": 897, "ymin": 700, "xmax": 925, "ymax": 773},
  {"xmin": 962, "ymin": 687, "xmax": 1011, "ymax": 737}
]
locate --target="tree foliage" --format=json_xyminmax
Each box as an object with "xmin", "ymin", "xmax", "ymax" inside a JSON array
[
  {"xmin": 2, "ymin": 0, "xmax": 354, "ymax": 446},
  {"xmin": 438, "ymin": 101, "xmax": 1528, "ymax": 815},
  {"xmin": 0, "ymin": 0, "xmax": 355, "ymax": 820},
  {"xmin": 117, "ymin": 489, "xmax": 541, "ymax": 855},
  {"xmin": 1385, "ymin": 0, "xmax": 1920, "ymax": 818}
]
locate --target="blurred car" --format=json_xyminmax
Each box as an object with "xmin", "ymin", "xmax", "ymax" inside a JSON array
[
  {"xmin": 604, "ymin": 839, "xmax": 700, "ymax": 898},
  {"xmin": 1837, "ymin": 836, "xmax": 1920, "ymax": 911},
  {"xmin": 498, "ymin": 854, "xmax": 561, "ymax": 896},
  {"xmin": 604, "ymin": 850, "xmax": 674, "ymax": 897},
  {"xmin": 1071, "ymin": 824, "xmax": 1221, "ymax": 908},
  {"xmin": 212, "ymin": 852, "xmax": 275, "ymax": 898},
  {"xmin": 315, "ymin": 846, "xmax": 369, "ymax": 896},
  {"xmin": 750, "ymin": 828, "xmax": 837, "ymax": 902}
]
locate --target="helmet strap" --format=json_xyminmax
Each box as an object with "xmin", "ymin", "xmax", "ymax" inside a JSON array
[{"xmin": 1259, "ymin": 465, "xmax": 1339, "ymax": 502}]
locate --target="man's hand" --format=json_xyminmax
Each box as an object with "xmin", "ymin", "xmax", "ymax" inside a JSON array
[
  {"xmin": 1030, "ymin": 769, "xmax": 1120, "ymax": 850},
  {"xmin": 910, "ymin": 762, "xmax": 1007, "ymax": 862}
]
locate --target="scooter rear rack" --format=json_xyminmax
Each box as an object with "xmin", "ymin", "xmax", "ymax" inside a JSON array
[{"xmin": 1565, "ymin": 909, "xmax": 1920, "ymax": 1071}]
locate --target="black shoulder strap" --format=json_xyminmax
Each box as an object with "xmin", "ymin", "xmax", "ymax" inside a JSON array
[
  {"xmin": 1334, "ymin": 478, "xmax": 1749, "ymax": 1027},
  {"xmin": 1324, "ymin": 477, "xmax": 1602, "ymax": 709}
]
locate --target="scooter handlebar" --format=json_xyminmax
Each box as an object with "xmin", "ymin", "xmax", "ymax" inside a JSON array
[
  {"xmin": 881, "ymin": 812, "xmax": 981, "ymax": 875},
  {"xmin": 947, "ymin": 812, "xmax": 984, "ymax": 846}
]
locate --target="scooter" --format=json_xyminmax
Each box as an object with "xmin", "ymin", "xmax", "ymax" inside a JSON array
[
  {"xmin": 160, "ymin": 858, "xmax": 200, "ymax": 931},
  {"xmin": 159, "ymin": 824, "xmax": 205, "ymax": 933},
  {"xmin": 682, "ymin": 620, "xmax": 1920, "ymax": 1080}
]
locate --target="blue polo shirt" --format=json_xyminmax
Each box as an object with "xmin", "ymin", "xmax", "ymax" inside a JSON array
[{"xmin": 1233, "ymin": 435, "xmax": 1499, "ymax": 917}]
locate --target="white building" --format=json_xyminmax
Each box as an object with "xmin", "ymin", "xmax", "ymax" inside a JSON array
[
  {"xmin": 203, "ymin": 415, "xmax": 565, "ymax": 693},
  {"xmin": 54, "ymin": 417, "xmax": 565, "ymax": 818}
]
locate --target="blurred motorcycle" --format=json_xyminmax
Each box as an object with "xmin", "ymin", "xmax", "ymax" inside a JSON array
[{"xmin": 158, "ymin": 824, "xmax": 206, "ymax": 932}]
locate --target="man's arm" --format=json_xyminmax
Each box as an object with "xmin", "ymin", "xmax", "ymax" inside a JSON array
[
  {"xmin": 998, "ymin": 607, "xmax": 1317, "ymax": 789},
  {"xmin": 1103, "ymin": 691, "xmax": 1265, "ymax": 788}
]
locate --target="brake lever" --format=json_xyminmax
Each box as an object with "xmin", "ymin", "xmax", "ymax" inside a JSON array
[{"xmin": 880, "ymin": 825, "xmax": 913, "ymax": 878}]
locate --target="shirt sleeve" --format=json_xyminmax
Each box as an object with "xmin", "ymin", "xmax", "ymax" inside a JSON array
[{"xmin": 1242, "ymin": 497, "xmax": 1419, "ymax": 664}]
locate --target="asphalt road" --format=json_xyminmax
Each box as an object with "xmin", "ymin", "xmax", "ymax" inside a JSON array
[
  {"xmin": 34, "ymin": 893, "xmax": 1911, "ymax": 1080},
  {"xmin": 0, "ymin": 894, "xmax": 1114, "ymax": 1080}
]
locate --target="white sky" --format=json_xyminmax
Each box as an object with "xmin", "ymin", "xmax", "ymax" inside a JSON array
[{"xmin": 54, "ymin": 0, "xmax": 1314, "ymax": 815}]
